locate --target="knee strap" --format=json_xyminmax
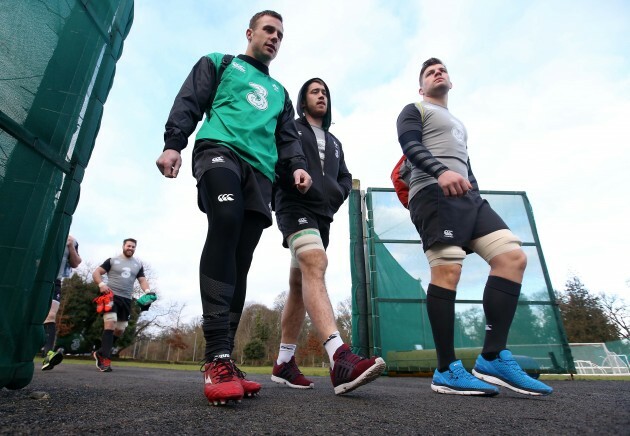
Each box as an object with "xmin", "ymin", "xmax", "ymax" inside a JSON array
[
  {"xmin": 425, "ymin": 243, "xmax": 466, "ymax": 267},
  {"xmin": 470, "ymin": 229, "xmax": 522, "ymax": 262},
  {"xmin": 103, "ymin": 312, "xmax": 118, "ymax": 322},
  {"xmin": 44, "ymin": 300, "xmax": 60, "ymax": 324},
  {"xmin": 288, "ymin": 229, "xmax": 325, "ymax": 268}
]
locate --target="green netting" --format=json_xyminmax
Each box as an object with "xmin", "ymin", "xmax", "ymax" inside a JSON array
[
  {"xmin": 348, "ymin": 187, "xmax": 575, "ymax": 374},
  {"xmin": 0, "ymin": 0, "xmax": 134, "ymax": 389}
]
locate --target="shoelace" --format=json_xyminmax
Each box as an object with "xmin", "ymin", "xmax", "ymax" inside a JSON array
[
  {"xmin": 284, "ymin": 359, "xmax": 304, "ymax": 377},
  {"xmin": 206, "ymin": 358, "xmax": 236, "ymax": 383},
  {"xmin": 232, "ymin": 361, "xmax": 247, "ymax": 379},
  {"xmin": 499, "ymin": 356, "xmax": 527, "ymax": 375},
  {"xmin": 449, "ymin": 365, "xmax": 474, "ymax": 381}
]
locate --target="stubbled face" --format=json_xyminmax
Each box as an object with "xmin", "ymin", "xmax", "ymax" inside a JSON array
[
  {"xmin": 303, "ymin": 81, "xmax": 327, "ymax": 118},
  {"xmin": 123, "ymin": 241, "xmax": 136, "ymax": 258},
  {"xmin": 246, "ymin": 15, "xmax": 284, "ymax": 65},
  {"xmin": 420, "ymin": 63, "xmax": 452, "ymax": 98}
]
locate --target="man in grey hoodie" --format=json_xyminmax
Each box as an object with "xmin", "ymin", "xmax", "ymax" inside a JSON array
[{"xmin": 271, "ymin": 78, "xmax": 385, "ymax": 395}]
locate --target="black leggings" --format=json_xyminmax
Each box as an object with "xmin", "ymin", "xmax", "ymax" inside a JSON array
[{"xmin": 198, "ymin": 169, "xmax": 266, "ymax": 358}]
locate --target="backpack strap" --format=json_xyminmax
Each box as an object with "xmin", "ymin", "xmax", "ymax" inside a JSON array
[{"xmin": 207, "ymin": 54, "xmax": 234, "ymax": 111}]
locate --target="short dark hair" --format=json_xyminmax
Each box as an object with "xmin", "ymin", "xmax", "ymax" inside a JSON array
[
  {"xmin": 123, "ymin": 238, "xmax": 137, "ymax": 246},
  {"xmin": 249, "ymin": 10, "xmax": 282, "ymax": 29},
  {"xmin": 419, "ymin": 57, "xmax": 446, "ymax": 84}
]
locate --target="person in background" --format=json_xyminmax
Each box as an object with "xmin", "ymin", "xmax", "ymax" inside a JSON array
[
  {"xmin": 92, "ymin": 238, "xmax": 154, "ymax": 373},
  {"xmin": 41, "ymin": 234, "xmax": 81, "ymax": 370}
]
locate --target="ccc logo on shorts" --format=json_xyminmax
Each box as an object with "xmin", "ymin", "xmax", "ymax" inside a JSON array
[
  {"xmin": 443, "ymin": 229, "xmax": 454, "ymax": 238},
  {"xmin": 218, "ymin": 194, "xmax": 234, "ymax": 202}
]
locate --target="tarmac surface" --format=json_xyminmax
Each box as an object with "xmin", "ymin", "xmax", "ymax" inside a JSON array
[{"xmin": 1, "ymin": 361, "xmax": 629, "ymax": 435}]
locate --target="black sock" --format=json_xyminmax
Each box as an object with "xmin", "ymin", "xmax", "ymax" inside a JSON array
[
  {"xmin": 43, "ymin": 322, "xmax": 56, "ymax": 354},
  {"xmin": 427, "ymin": 284, "xmax": 457, "ymax": 372},
  {"xmin": 227, "ymin": 312, "xmax": 241, "ymax": 354},
  {"xmin": 101, "ymin": 330, "xmax": 115, "ymax": 359},
  {"xmin": 200, "ymin": 274, "xmax": 234, "ymax": 361},
  {"xmin": 481, "ymin": 275, "xmax": 521, "ymax": 360}
]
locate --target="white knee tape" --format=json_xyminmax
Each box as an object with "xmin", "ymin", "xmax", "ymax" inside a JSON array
[
  {"xmin": 425, "ymin": 244, "xmax": 466, "ymax": 267},
  {"xmin": 288, "ymin": 229, "xmax": 325, "ymax": 266},
  {"xmin": 115, "ymin": 321, "xmax": 128, "ymax": 331},
  {"xmin": 470, "ymin": 229, "xmax": 522, "ymax": 262},
  {"xmin": 103, "ymin": 312, "xmax": 118, "ymax": 322}
]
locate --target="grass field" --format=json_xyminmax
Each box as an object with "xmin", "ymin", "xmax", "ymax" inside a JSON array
[
  {"xmin": 56, "ymin": 357, "xmax": 332, "ymax": 377},
  {"xmin": 53, "ymin": 357, "xmax": 630, "ymax": 380}
]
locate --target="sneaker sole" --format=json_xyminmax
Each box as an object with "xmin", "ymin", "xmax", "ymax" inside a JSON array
[
  {"xmin": 431, "ymin": 382, "xmax": 498, "ymax": 396},
  {"xmin": 334, "ymin": 357, "xmax": 386, "ymax": 395},
  {"xmin": 271, "ymin": 375, "xmax": 314, "ymax": 389},
  {"xmin": 49, "ymin": 351, "xmax": 64, "ymax": 367},
  {"xmin": 208, "ymin": 398, "xmax": 242, "ymax": 406},
  {"xmin": 241, "ymin": 383, "xmax": 262, "ymax": 397},
  {"xmin": 472, "ymin": 368, "xmax": 552, "ymax": 396},
  {"xmin": 205, "ymin": 390, "xmax": 244, "ymax": 406},
  {"xmin": 42, "ymin": 354, "xmax": 64, "ymax": 371}
]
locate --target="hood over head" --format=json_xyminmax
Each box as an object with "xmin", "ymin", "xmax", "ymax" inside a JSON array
[{"xmin": 296, "ymin": 77, "xmax": 332, "ymax": 131}]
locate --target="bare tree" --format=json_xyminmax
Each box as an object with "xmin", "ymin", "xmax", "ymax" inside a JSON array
[
  {"xmin": 599, "ymin": 293, "xmax": 630, "ymax": 340},
  {"xmin": 336, "ymin": 297, "xmax": 352, "ymax": 343}
]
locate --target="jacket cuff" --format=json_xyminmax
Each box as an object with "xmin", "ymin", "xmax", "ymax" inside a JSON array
[{"xmin": 163, "ymin": 138, "xmax": 185, "ymax": 153}]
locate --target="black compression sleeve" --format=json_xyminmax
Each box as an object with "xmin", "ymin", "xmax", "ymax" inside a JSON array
[{"xmin": 398, "ymin": 130, "xmax": 449, "ymax": 179}]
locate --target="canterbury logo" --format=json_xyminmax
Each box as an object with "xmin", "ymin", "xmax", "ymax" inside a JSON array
[
  {"xmin": 298, "ymin": 217, "xmax": 308, "ymax": 225},
  {"xmin": 218, "ymin": 194, "xmax": 234, "ymax": 202},
  {"xmin": 211, "ymin": 156, "xmax": 224, "ymax": 163},
  {"xmin": 443, "ymin": 230, "xmax": 453, "ymax": 237},
  {"xmin": 231, "ymin": 61, "xmax": 245, "ymax": 73}
]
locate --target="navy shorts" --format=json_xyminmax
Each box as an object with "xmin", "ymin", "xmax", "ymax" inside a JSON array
[
  {"xmin": 193, "ymin": 141, "xmax": 272, "ymax": 226},
  {"xmin": 409, "ymin": 184, "xmax": 508, "ymax": 253},
  {"xmin": 275, "ymin": 206, "xmax": 331, "ymax": 249},
  {"xmin": 112, "ymin": 295, "xmax": 132, "ymax": 322}
]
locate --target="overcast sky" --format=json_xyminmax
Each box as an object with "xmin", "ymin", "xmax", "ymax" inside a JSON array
[{"xmin": 70, "ymin": 0, "xmax": 630, "ymax": 323}]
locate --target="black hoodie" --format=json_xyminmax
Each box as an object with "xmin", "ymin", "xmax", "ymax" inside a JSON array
[{"xmin": 274, "ymin": 78, "xmax": 352, "ymax": 220}]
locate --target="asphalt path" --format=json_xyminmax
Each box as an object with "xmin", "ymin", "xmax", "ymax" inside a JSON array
[{"xmin": 1, "ymin": 362, "xmax": 629, "ymax": 435}]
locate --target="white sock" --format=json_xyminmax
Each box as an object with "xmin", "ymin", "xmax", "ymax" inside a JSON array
[
  {"xmin": 277, "ymin": 343, "xmax": 296, "ymax": 365},
  {"xmin": 323, "ymin": 331, "xmax": 344, "ymax": 369}
]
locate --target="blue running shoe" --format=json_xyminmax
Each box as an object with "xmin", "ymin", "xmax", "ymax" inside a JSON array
[
  {"xmin": 472, "ymin": 350, "xmax": 553, "ymax": 396},
  {"xmin": 432, "ymin": 360, "xmax": 499, "ymax": 396}
]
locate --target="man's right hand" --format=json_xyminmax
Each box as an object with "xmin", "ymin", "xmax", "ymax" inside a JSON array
[
  {"xmin": 156, "ymin": 149, "xmax": 182, "ymax": 178},
  {"xmin": 98, "ymin": 282, "xmax": 112, "ymax": 294},
  {"xmin": 293, "ymin": 169, "xmax": 312, "ymax": 194},
  {"xmin": 437, "ymin": 170, "xmax": 472, "ymax": 197}
]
